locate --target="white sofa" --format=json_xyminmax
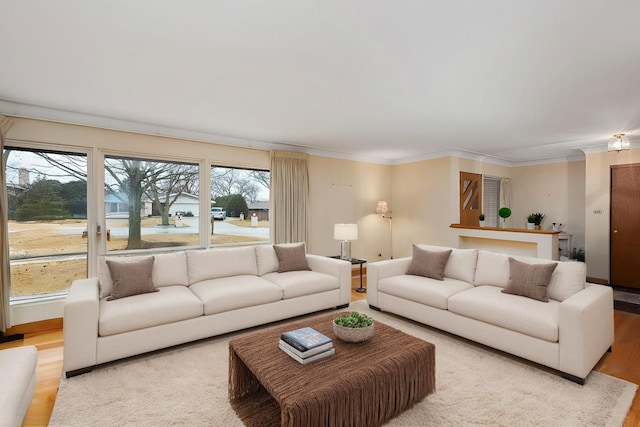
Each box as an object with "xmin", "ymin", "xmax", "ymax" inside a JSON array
[
  {"xmin": 367, "ymin": 244, "xmax": 614, "ymax": 384},
  {"xmin": 63, "ymin": 244, "xmax": 351, "ymax": 377},
  {"xmin": 0, "ymin": 346, "xmax": 38, "ymax": 427}
]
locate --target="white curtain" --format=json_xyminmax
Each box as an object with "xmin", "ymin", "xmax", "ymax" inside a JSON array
[
  {"xmin": 499, "ymin": 177, "xmax": 512, "ymax": 209},
  {"xmin": 0, "ymin": 115, "xmax": 14, "ymax": 332},
  {"xmin": 270, "ymin": 151, "xmax": 309, "ymax": 244}
]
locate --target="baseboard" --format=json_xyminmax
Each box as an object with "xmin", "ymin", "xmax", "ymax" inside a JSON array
[{"xmin": 0, "ymin": 332, "xmax": 24, "ymax": 344}]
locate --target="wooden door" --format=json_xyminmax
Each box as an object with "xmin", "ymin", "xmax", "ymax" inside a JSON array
[
  {"xmin": 460, "ymin": 172, "xmax": 482, "ymax": 226},
  {"xmin": 610, "ymin": 164, "xmax": 640, "ymax": 289}
]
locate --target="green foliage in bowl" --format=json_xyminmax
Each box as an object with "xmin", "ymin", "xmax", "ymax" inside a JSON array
[{"xmin": 333, "ymin": 312, "xmax": 373, "ymax": 328}]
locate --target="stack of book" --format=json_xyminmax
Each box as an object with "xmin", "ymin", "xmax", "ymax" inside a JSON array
[{"xmin": 279, "ymin": 326, "xmax": 334, "ymax": 364}]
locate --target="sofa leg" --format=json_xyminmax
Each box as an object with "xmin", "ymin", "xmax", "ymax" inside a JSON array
[
  {"xmin": 560, "ymin": 372, "xmax": 585, "ymax": 385},
  {"xmin": 336, "ymin": 303, "xmax": 349, "ymax": 309},
  {"xmin": 369, "ymin": 305, "xmax": 381, "ymax": 311},
  {"xmin": 65, "ymin": 367, "xmax": 93, "ymax": 378}
]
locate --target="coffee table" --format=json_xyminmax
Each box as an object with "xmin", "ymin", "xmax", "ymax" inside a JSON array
[{"xmin": 229, "ymin": 312, "xmax": 435, "ymax": 427}]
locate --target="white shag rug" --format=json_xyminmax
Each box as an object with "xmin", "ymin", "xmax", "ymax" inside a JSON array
[{"xmin": 49, "ymin": 300, "xmax": 637, "ymax": 426}]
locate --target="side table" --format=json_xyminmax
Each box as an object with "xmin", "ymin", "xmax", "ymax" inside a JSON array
[{"xmin": 329, "ymin": 256, "xmax": 366, "ymax": 293}]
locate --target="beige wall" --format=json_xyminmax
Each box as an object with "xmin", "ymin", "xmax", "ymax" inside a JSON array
[
  {"xmin": 511, "ymin": 160, "xmax": 586, "ymax": 250},
  {"xmin": 6, "ymin": 117, "xmax": 269, "ymax": 169},
  {"xmin": 307, "ymin": 156, "xmax": 391, "ymax": 261},
  {"xmin": 8, "ymin": 117, "xmax": 627, "ymax": 283},
  {"xmin": 585, "ymin": 149, "xmax": 640, "ymax": 282}
]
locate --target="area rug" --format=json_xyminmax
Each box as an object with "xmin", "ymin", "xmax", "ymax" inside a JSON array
[{"xmin": 49, "ymin": 300, "xmax": 637, "ymax": 426}]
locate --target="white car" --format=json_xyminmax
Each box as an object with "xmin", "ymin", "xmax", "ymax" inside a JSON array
[{"xmin": 211, "ymin": 207, "xmax": 226, "ymax": 220}]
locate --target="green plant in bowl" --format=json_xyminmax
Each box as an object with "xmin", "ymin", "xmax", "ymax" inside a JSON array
[
  {"xmin": 334, "ymin": 312, "xmax": 373, "ymax": 328},
  {"xmin": 333, "ymin": 312, "xmax": 374, "ymax": 342}
]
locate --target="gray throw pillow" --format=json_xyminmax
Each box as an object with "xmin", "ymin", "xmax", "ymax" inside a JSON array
[
  {"xmin": 106, "ymin": 256, "xmax": 158, "ymax": 300},
  {"xmin": 407, "ymin": 245, "xmax": 452, "ymax": 281},
  {"xmin": 502, "ymin": 258, "xmax": 557, "ymax": 302},
  {"xmin": 273, "ymin": 243, "xmax": 311, "ymax": 272}
]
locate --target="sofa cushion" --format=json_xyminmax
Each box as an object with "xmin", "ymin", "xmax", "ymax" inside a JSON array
[
  {"xmin": 448, "ymin": 285, "xmax": 560, "ymax": 342},
  {"xmin": 106, "ymin": 256, "xmax": 158, "ymax": 301},
  {"xmin": 187, "ymin": 246, "xmax": 258, "ymax": 284},
  {"xmin": 378, "ymin": 275, "xmax": 474, "ymax": 310},
  {"xmin": 273, "ymin": 243, "xmax": 311, "ymax": 272},
  {"xmin": 501, "ymin": 258, "xmax": 557, "ymax": 302},
  {"xmin": 189, "ymin": 275, "xmax": 283, "ymax": 315},
  {"xmin": 262, "ymin": 270, "xmax": 339, "ymax": 299},
  {"xmin": 474, "ymin": 250, "xmax": 510, "ymax": 288},
  {"xmin": 416, "ymin": 245, "xmax": 478, "ymax": 284},
  {"xmin": 256, "ymin": 244, "xmax": 280, "ymax": 275},
  {"xmin": 98, "ymin": 251, "xmax": 189, "ymax": 298},
  {"xmin": 474, "ymin": 250, "xmax": 585, "ymax": 301},
  {"xmin": 99, "ymin": 286, "xmax": 203, "ymax": 336},
  {"xmin": 407, "ymin": 245, "xmax": 451, "ymax": 280}
]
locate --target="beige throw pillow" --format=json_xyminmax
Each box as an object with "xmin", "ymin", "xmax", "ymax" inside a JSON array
[
  {"xmin": 502, "ymin": 258, "xmax": 557, "ymax": 302},
  {"xmin": 273, "ymin": 243, "xmax": 311, "ymax": 272},
  {"xmin": 106, "ymin": 256, "xmax": 158, "ymax": 300},
  {"xmin": 407, "ymin": 245, "xmax": 452, "ymax": 281}
]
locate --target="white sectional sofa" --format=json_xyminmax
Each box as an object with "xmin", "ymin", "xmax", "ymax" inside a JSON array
[
  {"xmin": 63, "ymin": 243, "xmax": 351, "ymax": 377},
  {"xmin": 367, "ymin": 244, "xmax": 614, "ymax": 384}
]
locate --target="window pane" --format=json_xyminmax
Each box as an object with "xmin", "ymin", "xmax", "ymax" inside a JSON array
[
  {"xmin": 4, "ymin": 147, "xmax": 87, "ymax": 299},
  {"xmin": 210, "ymin": 166, "xmax": 270, "ymax": 245},
  {"xmin": 104, "ymin": 156, "xmax": 199, "ymax": 251},
  {"xmin": 483, "ymin": 176, "xmax": 501, "ymax": 227}
]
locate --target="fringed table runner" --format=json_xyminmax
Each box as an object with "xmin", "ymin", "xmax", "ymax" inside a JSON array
[{"xmin": 229, "ymin": 312, "xmax": 435, "ymax": 427}]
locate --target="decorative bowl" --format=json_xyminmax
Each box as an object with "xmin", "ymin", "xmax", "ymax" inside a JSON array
[{"xmin": 332, "ymin": 320, "xmax": 375, "ymax": 343}]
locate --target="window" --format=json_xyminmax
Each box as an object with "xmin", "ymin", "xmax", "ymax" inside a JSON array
[
  {"xmin": 104, "ymin": 155, "xmax": 199, "ymax": 252},
  {"xmin": 210, "ymin": 166, "xmax": 269, "ymax": 245},
  {"xmin": 4, "ymin": 147, "xmax": 88, "ymax": 300},
  {"xmin": 483, "ymin": 176, "xmax": 501, "ymax": 227}
]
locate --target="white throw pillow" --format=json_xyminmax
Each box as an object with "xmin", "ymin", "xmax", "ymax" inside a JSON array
[
  {"xmin": 416, "ymin": 245, "xmax": 478, "ymax": 284},
  {"xmin": 474, "ymin": 251, "xmax": 510, "ymax": 287}
]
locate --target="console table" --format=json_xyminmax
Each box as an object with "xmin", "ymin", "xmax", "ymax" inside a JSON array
[{"xmin": 330, "ymin": 256, "xmax": 366, "ymax": 293}]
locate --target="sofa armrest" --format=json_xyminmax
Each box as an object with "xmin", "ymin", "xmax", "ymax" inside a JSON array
[
  {"xmin": 366, "ymin": 257, "xmax": 411, "ymax": 307},
  {"xmin": 63, "ymin": 278, "xmax": 100, "ymax": 375},
  {"xmin": 306, "ymin": 254, "xmax": 351, "ymax": 305},
  {"xmin": 558, "ymin": 283, "xmax": 614, "ymax": 380}
]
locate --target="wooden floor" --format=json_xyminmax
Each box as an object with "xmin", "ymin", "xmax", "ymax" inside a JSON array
[{"xmin": 2, "ymin": 278, "xmax": 639, "ymax": 427}]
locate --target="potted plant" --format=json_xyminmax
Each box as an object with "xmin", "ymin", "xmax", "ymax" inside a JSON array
[
  {"xmin": 478, "ymin": 213, "xmax": 486, "ymax": 227},
  {"xmin": 526, "ymin": 213, "xmax": 536, "ymax": 230},
  {"xmin": 333, "ymin": 312, "xmax": 374, "ymax": 342},
  {"xmin": 498, "ymin": 207, "xmax": 511, "ymax": 228},
  {"xmin": 533, "ymin": 212, "xmax": 545, "ymax": 230},
  {"xmin": 552, "ymin": 222, "xmax": 562, "ymax": 231}
]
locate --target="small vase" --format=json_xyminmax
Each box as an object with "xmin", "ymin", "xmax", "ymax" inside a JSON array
[
  {"xmin": 479, "ymin": 220, "xmax": 486, "ymax": 227},
  {"xmin": 527, "ymin": 223, "xmax": 535, "ymax": 230},
  {"xmin": 500, "ymin": 219, "xmax": 508, "ymax": 228},
  {"xmin": 535, "ymin": 225, "xmax": 541, "ymax": 230}
]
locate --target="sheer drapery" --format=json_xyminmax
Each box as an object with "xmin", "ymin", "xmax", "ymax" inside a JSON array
[
  {"xmin": 499, "ymin": 177, "xmax": 512, "ymax": 209},
  {"xmin": 0, "ymin": 115, "xmax": 14, "ymax": 332},
  {"xmin": 270, "ymin": 151, "xmax": 309, "ymax": 244}
]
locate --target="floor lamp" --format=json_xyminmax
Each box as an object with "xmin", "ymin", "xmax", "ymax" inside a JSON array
[{"xmin": 376, "ymin": 201, "xmax": 393, "ymax": 259}]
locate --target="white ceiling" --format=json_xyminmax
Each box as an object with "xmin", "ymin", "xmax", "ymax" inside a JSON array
[{"xmin": 1, "ymin": 1, "xmax": 639, "ymax": 165}]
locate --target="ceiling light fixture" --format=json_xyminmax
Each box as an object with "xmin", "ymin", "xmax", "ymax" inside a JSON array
[{"xmin": 608, "ymin": 134, "xmax": 630, "ymax": 152}]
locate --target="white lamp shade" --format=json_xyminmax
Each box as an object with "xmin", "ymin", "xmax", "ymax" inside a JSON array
[
  {"xmin": 376, "ymin": 201, "xmax": 390, "ymax": 215},
  {"xmin": 334, "ymin": 223, "xmax": 358, "ymax": 241}
]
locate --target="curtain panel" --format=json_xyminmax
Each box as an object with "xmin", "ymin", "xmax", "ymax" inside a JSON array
[
  {"xmin": 0, "ymin": 115, "xmax": 14, "ymax": 332},
  {"xmin": 269, "ymin": 151, "xmax": 309, "ymax": 244}
]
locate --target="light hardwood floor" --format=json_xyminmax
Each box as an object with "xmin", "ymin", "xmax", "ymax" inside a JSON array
[{"xmin": 2, "ymin": 277, "xmax": 639, "ymax": 427}]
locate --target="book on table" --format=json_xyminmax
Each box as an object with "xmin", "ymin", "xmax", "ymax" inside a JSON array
[
  {"xmin": 278, "ymin": 342, "xmax": 335, "ymax": 364},
  {"xmin": 278, "ymin": 339, "xmax": 333, "ymax": 358},
  {"xmin": 280, "ymin": 327, "xmax": 332, "ymax": 352}
]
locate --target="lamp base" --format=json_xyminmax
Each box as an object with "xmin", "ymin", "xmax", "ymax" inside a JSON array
[{"xmin": 340, "ymin": 241, "xmax": 351, "ymax": 260}]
